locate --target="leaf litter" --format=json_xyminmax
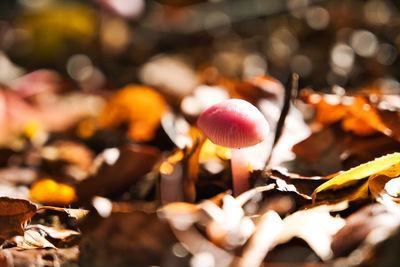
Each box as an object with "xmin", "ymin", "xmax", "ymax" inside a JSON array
[{"xmin": 1, "ymin": 1, "xmax": 400, "ymax": 266}]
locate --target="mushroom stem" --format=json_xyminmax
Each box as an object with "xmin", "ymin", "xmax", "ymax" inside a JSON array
[{"xmin": 231, "ymin": 148, "xmax": 250, "ymax": 196}]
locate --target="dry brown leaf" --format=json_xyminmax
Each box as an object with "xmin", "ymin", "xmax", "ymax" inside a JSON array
[
  {"xmin": 18, "ymin": 228, "xmax": 56, "ymax": 249},
  {"xmin": 293, "ymin": 122, "xmax": 400, "ymax": 176},
  {"xmin": 0, "ymin": 197, "xmax": 37, "ymax": 239},
  {"xmin": 331, "ymin": 204, "xmax": 400, "ymax": 258},
  {"xmin": 37, "ymin": 206, "xmax": 89, "ymax": 221},
  {"xmin": 25, "ymin": 224, "xmax": 81, "ymax": 248},
  {"xmin": 79, "ymin": 210, "xmax": 184, "ymax": 267},
  {"xmin": 76, "ymin": 144, "xmax": 160, "ymax": 202},
  {"xmin": 232, "ymin": 75, "xmax": 284, "ymax": 106},
  {"xmin": 41, "ymin": 141, "xmax": 94, "ymax": 174}
]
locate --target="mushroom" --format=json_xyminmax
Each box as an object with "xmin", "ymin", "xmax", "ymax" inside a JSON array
[{"xmin": 197, "ymin": 99, "xmax": 269, "ymax": 195}]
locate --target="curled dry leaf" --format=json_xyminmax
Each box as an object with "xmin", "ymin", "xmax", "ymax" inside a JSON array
[
  {"xmin": 238, "ymin": 210, "xmax": 282, "ymax": 267},
  {"xmin": 37, "ymin": 206, "xmax": 89, "ymax": 221},
  {"xmin": 0, "ymin": 197, "xmax": 37, "ymax": 239},
  {"xmin": 313, "ymin": 152, "xmax": 400, "ymax": 202},
  {"xmin": 18, "ymin": 228, "xmax": 56, "ymax": 249},
  {"xmin": 25, "ymin": 225, "xmax": 81, "ymax": 248},
  {"xmin": 368, "ymin": 162, "xmax": 400, "ymax": 209},
  {"xmin": 275, "ymin": 204, "xmax": 346, "ymax": 261}
]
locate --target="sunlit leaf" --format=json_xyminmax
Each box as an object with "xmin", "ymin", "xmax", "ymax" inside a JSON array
[
  {"xmin": 302, "ymin": 91, "xmax": 397, "ymax": 139},
  {"xmin": 159, "ymin": 150, "xmax": 184, "ymax": 175},
  {"xmin": 98, "ymin": 85, "xmax": 167, "ymax": 142},
  {"xmin": 313, "ymin": 153, "xmax": 400, "ymax": 198},
  {"xmin": 30, "ymin": 178, "xmax": 76, "ymax": 205},
  {"xmin": 199, "ymin": 138, "xmax": 231, "ymax": 162},
  {"xmin": 276, "ymin": 205, "xmax": 346, "ymax": 260},
  {"xmin": 301, "ymin": 91, "xmax": 348, "ymax": 125}
]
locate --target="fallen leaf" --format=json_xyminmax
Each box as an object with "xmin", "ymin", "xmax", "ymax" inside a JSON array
[
  {"xmin": 98, "ymin": 85, "xmax": 167, "ymax": 142},
  {"xmin": 76, "ymin": 144, "xmax": 161, "ymax": 202},
  {"xmin": 293, "ymin": 123, "xmax": 400, "ymax": 176},
  {"xmin": 299, "ymin": 91, "xmax": 348, "ymax": 125},
  {"xmin": 368, "ymin": 161, "xmax": 400, "ymax": 208},
  {"xmin": 0, "ymin": 247, "xmax": 78, "ymax": 266},
  {"xmin": 275, "ymin": 205, "xmax": 346, "ymax": 260},
  {"xmin": 229, "ymin": 74, "xmax": 284, "ymax": 106},
  {"xmin": 79, "ymin": 210, "xmax": 185, "ymax": 267},
  {"xmin": 159, "ymin": 202, "xmax": 201, "ymax": 230},
  {"xmin": 313, "ymin": 152, "xmax": 400, "ymax": 200},
  {"xmin": 301, "ymin": 90, "xmax": 400, "ymax": 140},
  {"xmin": 41, "ymin": 140, "xmax": 94, "ymax": 175},
  {"xmin": 139, "ymin": 55, "xmax": 197, "ymax": 98},
  {"xmin": 30, "ymin": 178, "xmax": 76, "ymax": 205},
  {"xmin": 0, "ymin": 197, "xmax": 37, "ymax": 239},
  {"xmin": 25, "ymin": 224, "xmax": 81, "ymax": 248},
  {"xmin": 331, "ymin": 204, "xmax": 400, "ymax": 258},
  {"xmin": 18, "ymin": 228, "xmax": 56, "ymax": 249},
  {"xmin": 37, "ymin": 206, "xmax": 89, "ymax": 221},
  {"xmin": 238, "ymin": 210, "xmax": 283, "ymax": 267}
]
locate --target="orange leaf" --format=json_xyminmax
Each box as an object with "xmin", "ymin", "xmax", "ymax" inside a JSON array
[
  {"xmin": 30, "ymin": 179, "xmax": 76, "ymax": 205},
  {"xmin": 98, "ymin": 85, "xmax": 167, "ymax": 142}
]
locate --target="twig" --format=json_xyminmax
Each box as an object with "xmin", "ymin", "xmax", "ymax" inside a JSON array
[{"xmin": 264, "ymin": 73, "xmax": 299, "ymax": 169}]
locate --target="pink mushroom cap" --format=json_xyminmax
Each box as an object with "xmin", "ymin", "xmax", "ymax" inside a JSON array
[{"xmin": 197, "ymin": 99, "xmax": 269, "ymax": 149}]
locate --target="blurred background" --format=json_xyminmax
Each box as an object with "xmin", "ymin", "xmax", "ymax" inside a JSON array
[{"xmin": 0, "ymin": 0, "xmax": 399, "ymax": 92}]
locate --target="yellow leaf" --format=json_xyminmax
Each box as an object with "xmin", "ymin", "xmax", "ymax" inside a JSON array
[
  {"xmin": 199, "ymin": 138, "xmax": 231, "ymax": 162},
  {"xmin": 369, "ymin": 162, "xmax": 400, "ymax": 206},
  {"xmin": 30, "ymin": 179, "xmax": 76, "ymax": 205},
  {"xmin": 313, "ymin": 152, "xmax": 400, "ymax": 197},
  {"xmin": 16, "ymin": 3, "xmax": 96, "ymax": 62}
]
